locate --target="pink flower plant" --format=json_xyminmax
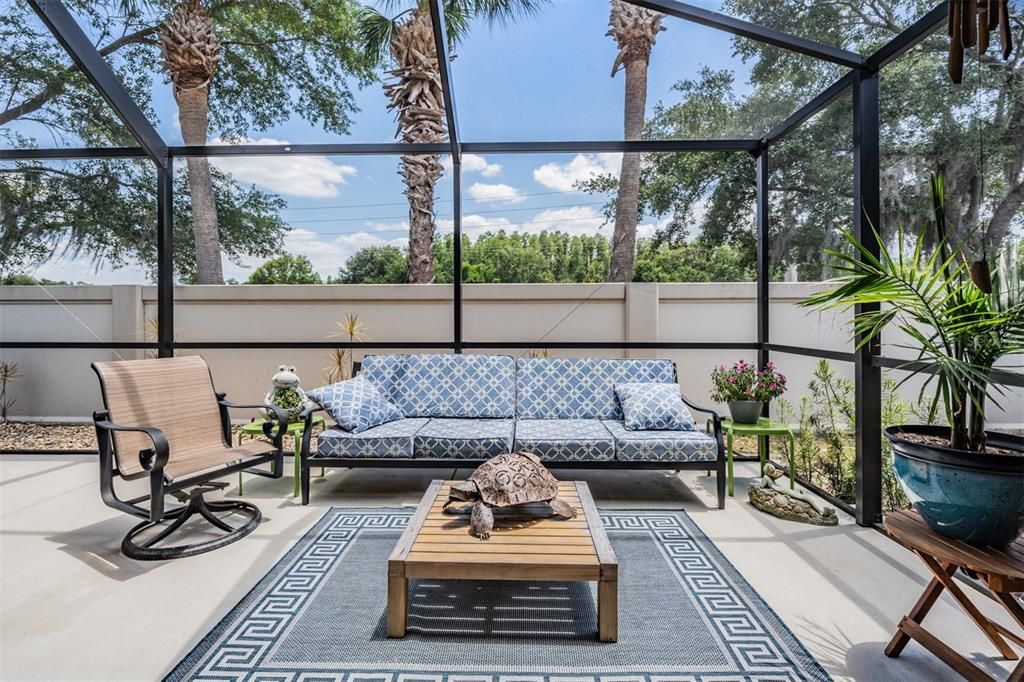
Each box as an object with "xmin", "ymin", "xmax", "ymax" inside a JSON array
[{"xmin": 710, "ymin": 359, "xmax": 788, "ymax": 404}]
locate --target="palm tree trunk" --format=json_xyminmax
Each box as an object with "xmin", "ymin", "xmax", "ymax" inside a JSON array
[
  {"xmin": 610, "ymin": 56, "xmax": 648, "ymax": 282},
  {"xmin": 404, "ymin": 153, "xmax": 440, "ymax": 282},
  {"xmin": 176, "ymin": 85, "xmax": 223, "ymax": 284}
]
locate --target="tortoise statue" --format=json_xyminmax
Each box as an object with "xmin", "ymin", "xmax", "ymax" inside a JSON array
[{"xmin": 442, "ymin": 452, "xmax": 577, "ymax": 539}]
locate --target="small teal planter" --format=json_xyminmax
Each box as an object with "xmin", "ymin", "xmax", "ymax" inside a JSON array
[{"xmin": 887, "ymin": 425, "xmax": 1024, "ymax": 548}]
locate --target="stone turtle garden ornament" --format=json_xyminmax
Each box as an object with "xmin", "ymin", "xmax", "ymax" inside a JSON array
[
  {"xmin": 443, "ymin": 452, "xmax": 577, "ymax": 539},
  {"xmin": 748, "ymin": 463, "xmax": 838, "ymax": 526}
]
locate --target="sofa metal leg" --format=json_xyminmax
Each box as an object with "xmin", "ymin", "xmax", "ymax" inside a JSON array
[
  {"xmin": 716, "ymin": 459, "xmax": 727, "ymax": 509},
  {"xmin": 301, "ymin": 460, "xmax": 311, "ymax": 505}
]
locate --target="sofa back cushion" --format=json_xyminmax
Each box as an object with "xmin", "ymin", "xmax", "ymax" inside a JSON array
[
  {"xmin": 515, "ymin": 357, "xmax": 677, "ymax": 419},
  {"xmin": 360, "ymin": 354, "xmax": 516, "ymax": 418}
]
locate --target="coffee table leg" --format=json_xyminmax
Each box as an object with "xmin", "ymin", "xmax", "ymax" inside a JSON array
[
  {"xmin": 598, "ymin": 577, "xmax": 618, "ymax": 642},
  {"xmin": 387, "ymin": 572, "xmax": 408, "ymax": 638}
]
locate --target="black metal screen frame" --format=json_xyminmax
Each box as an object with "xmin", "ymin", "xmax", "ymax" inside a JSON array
[{"xmin": 1, "ymin": 0, "xmax": 956, "ymax": 526}]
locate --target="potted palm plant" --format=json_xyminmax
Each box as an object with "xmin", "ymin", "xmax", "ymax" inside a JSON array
[{"xmin": 803, "ymin": 176, "xmax": 1024, "ymax": 547}]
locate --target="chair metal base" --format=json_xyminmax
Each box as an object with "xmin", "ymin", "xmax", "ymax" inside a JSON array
[{"xmin": 122, "ymin": 483, "xmax": 262, "ymax": 561}]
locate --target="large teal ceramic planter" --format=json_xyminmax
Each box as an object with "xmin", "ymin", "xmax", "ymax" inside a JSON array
[{"xmin": 887, "ymin": 425, "xmax": 1024, "ymax": 548}]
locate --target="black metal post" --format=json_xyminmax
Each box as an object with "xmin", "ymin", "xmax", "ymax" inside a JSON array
[
  {"xmin": 755, "ymin": 146, "xmax": 770, "ymax": 373},
  {"xmin": 453, "ymin": 160, "xmax": 463, "ymax": 353},
  {"xmin": 156, "ymin": 159, "xmax": 174, "ymax": 358},
  {"xmin": 853, "ymin": 70, "xmax": 883, "ymax": 525}
]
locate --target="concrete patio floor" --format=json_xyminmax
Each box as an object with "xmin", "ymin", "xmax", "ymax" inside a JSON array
[{"xmin": 0, "ymin": 453, "xmax": 1019, "ymax": 681}]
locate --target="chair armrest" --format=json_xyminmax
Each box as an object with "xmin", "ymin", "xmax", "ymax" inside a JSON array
[
  {"xmin": 94, "ymin": 419, "xmax": 170, "ymax": 472},
  {"xmin": 218, "ymin": 398, "xmax": 289, "ymax": 439},
  {"xmin": 680, "ymin": 393, "xmax": 726, "ymax": 462}
]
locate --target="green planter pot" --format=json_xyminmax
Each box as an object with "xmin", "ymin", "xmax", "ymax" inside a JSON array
[
  {"xmin": 728, "ymin": 400, "xmax": 763, "ymax": 424},
  {"xmin": 887, "ymin": 425, "xmax": 1024, "ymax": 548}
]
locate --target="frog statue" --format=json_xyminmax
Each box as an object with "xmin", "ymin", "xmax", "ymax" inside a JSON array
[{"xmin": 262, "ymin": 365, "xmax": 311, "ymax": 423}]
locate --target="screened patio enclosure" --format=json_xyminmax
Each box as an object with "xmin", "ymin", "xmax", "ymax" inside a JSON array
[{"xmin": 1, "ymin": 0, "xmax": 994, "ymax": 527}]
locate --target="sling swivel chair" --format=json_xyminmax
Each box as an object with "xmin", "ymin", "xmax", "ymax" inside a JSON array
[{"xmin": 92, "ymin": 356, "xmax": 287, "ymax": 560}]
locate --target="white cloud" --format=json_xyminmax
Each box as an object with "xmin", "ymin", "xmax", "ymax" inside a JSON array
[
  {"xmin": 466, "ymin": 182, "xmax": 525, "ymax": 204},
  {"xmin": 28, "ymin": 254, "xmax": 149, "ymax": 285},
  {"xmin": 208, "ymin": 137, "xmax": 357, "ymax": 198},
  {"xmin": 532, "ymin": 153, "xmax": 622, "ymax": 192},
  {"xmin": 438, "ymin": 214, "xmax": 513, "ymax": 235},
  {"xmin": 441, "ymin": 153, "xmax": 502, "ymax": 177},
  {"xmin": 521, "ymin": 205, "xmax": 610, "ymax": 236},
  {"xmin": 224, "ymin": 227, "xmax": 406, "ymax": 281}
]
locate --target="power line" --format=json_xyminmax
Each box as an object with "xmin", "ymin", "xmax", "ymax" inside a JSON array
[
  {"xmin": 276, "ymin": 186, "xmax": 606, "ymax": 209},
  {"xmin": 283, "ymin": 200, "xmax": 608, "ymax": 225}
]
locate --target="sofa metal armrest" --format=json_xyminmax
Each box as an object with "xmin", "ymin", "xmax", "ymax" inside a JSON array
[
  {"xmin": 94, "ymin": 419, "xmax": 170, "ymax": 472},
  {"xmin": 218, "ymin": 397, "xmax": 289, "ymax": 440},
  {"xmin": 679, "ymin": 392, "xmax": 725, "ymax": 462},
  {"xmin": 298, "ymin": 405, "xmax": 327, "ymax": 462}
]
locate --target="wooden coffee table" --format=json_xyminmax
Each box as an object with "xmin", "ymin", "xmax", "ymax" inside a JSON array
[{"xmin": 387, "ymin": 479, "xmax": 618, "ymax": 642}]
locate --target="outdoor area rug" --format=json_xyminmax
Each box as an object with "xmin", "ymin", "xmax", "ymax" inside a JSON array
[{"xmin": 166, "ymin": 508, "xmax": 831, "ymax": 681}]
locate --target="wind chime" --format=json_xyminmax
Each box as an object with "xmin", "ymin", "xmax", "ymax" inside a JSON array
[{"xmin": 948, "ymin": 0, "xmax": 1014, "ymax": 84}]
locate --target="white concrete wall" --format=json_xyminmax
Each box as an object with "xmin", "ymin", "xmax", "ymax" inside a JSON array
[{"xmin": 1, "ymin": 282, "xmax": 1021, "ymax": 427}]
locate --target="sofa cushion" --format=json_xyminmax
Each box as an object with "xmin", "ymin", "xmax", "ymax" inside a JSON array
[
  {"xmin": 603, "ymin": 419, "xmax": 718, "ymax": 462},
  {"xmin": 307, "ymin": 375, "xmax": 403, "ymax": 433},
  {"xmin": 615, "ymin": 382, "xmax": 695, "ymax": 431},
  {"xmin": 414, "ymin": 418, "xmax": 514, "ymax": 459},
  {"xmin": 361, "ymin": 354, "xmax": 515, "ymax": 419},
  {"xmin": 516, "ymin": 357, "xmax": 677, "ymax": 419},
  {"xmin": 514, "ymin": 419, "xmax": 615, "ymax": 461},
  {"xmin": 316, "ymin": 418, "xmax": 429, "ymax": 459}
]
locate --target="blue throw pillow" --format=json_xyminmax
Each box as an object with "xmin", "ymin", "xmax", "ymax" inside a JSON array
[
  {"xmin": 615, "ymin": 383, "xmax": 695, "ymax": 431},
  {"xmin": 307, "ymin": 376, "xmax": 403, "ymax": 433}
]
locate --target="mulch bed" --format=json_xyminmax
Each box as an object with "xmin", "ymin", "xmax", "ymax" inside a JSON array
[
  {"xmin": 0, "ymin": 421, "xmax": 311, "ymax": 453},
  {"xmin": 2, "ymin": 422, "xmax": 762, "ymax": 456}
]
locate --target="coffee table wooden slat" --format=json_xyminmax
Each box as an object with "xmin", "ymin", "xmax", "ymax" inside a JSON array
[{"xmin": 388, "ymin": 479, "xmax": 617, "ymax": 642}]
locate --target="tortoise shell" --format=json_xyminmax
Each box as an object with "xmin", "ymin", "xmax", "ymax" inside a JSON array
[{"xmin": 468, "ymin": 452, "xmax": 560, "ymax": 507}]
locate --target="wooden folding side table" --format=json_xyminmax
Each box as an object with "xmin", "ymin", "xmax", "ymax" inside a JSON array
[{"xmin": 884, "ymin": 510, "xmax": 1024, "ymax": 682}]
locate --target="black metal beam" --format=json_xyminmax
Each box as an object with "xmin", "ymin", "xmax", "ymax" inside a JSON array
[
  {"xmin": 464, "ymin": 140, "xmax": 760, "ymax": 154},
  {"xmin": 27, "ymin": 0, "xmax": 167, "ymax": 167},
  {"xmin": 156, "ymin": 159, "xmax": 174, "ymax": 358},
  {"xmin": 0, "ymin": 340, "xmax": 762, "ymax": 350},
  {"xmin": 764, "ymin": 71, "xmax": 856, "ymax": 146},
  {"xmin": 628, "ymin": 0, "xmax": 867, "ymax": 69},
  {"xmin": 427, "ymin": 0, "xmax": 461, "ymax": 163},
  {"xmin": 0, "ymin": 147, "xmax": 147, "ymax": 161},
  {"xmin": 874, "ymin": 356, "xmax": 1024, "ymax": 388},
  {"xmin": 161, "ymin": 139, "xmax": 761, "ymax": 158},
  {"xmin": 766, "ymin": 344, "xmax": 857, "ymax": 364},
  {"xmin": 853, "ymin": 71, "xmax": 883, "ymax": 527},
  {"xmin": 867, "ymin": 2, "xmax": 948, "ymax": 70}
]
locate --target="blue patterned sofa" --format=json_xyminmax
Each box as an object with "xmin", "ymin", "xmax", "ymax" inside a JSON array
[{"xmin": 299, "ymin": 354, "xmax": 725, "ymax": 507}]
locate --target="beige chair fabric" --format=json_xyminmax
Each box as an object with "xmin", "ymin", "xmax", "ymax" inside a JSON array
[{"xmin": 94, "ymin": 356, "xmax": 273, "ymax": 481}]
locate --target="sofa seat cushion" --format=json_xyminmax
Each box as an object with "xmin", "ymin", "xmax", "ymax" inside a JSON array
[
  {"xmin": 414, "ymin": 418, "xmax": 514, "ymax": 459},
  {"xmin": 316, "ymin": 418, "xmax": 429, "ymax": 459},
  {"xmin": 604, "ymin": 419, "xmax": 718, "ymax": 462},
  {"xmin": 513, "ymin": 419, "xmax": 615, "ymax": 462}
]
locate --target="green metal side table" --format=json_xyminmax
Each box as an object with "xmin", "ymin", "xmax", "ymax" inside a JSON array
[
  {"xmin": 718, "ymin": 417, "xmax": 796, "ymax": 497},
  {"xmin": 237, "ymin": 416, "xmax": 326, "ymax": 497}
]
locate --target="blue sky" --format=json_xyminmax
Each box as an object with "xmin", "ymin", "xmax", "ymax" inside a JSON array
[{"xmin": 22, "ymin": 0, "xmax": 785, "ymax": 283}]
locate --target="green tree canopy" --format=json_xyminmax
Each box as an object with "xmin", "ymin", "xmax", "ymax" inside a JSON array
[
  {"xmin": 247, "ymin": 254, "xmax": 322, "ymax": 285},
  {"xmin": 331, "ymin": 245, "xmax": 408, "ymax": 284},
  {"xmin": 334, "ymin": 231, "xmax": 752, "ymax": 284},
  {"xmin": 0, "ymin": 0, "xmax": 375, "ymax": 280},
  {"xmin": 581, "ymin": 1, "xmax": 1023, "ymax": 280}
]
